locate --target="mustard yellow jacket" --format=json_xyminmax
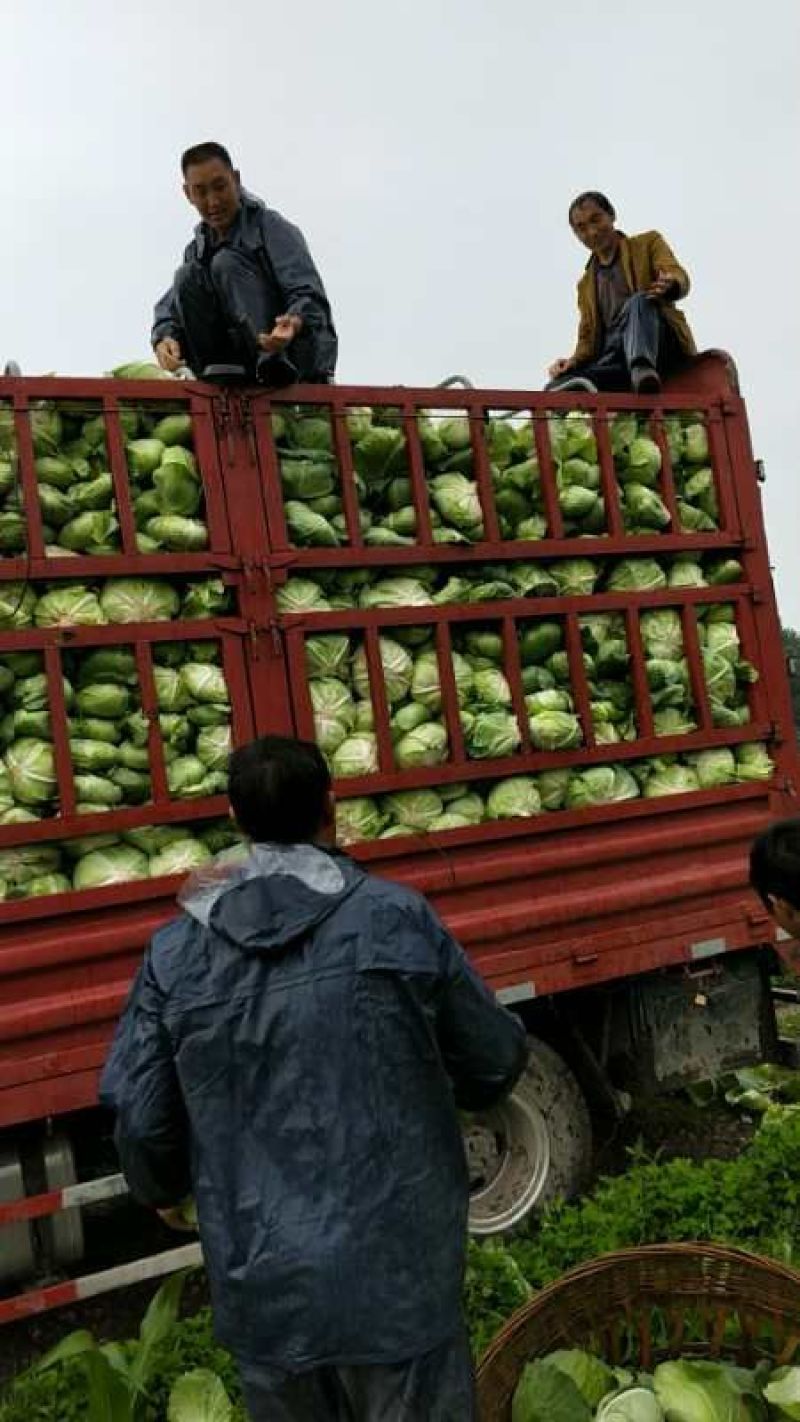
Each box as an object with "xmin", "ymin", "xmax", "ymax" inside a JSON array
[{"xmin": 573, "ymin": 230, "xmax": 696, "ymax": 364}]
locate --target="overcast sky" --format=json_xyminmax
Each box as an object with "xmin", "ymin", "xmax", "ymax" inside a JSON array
[{"xmin": 2, "ymin": 0, "xmax": 799, "ymax": 620}]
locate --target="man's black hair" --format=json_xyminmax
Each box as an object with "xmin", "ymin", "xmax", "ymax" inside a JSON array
[
  {"xmin": 750, "ymin": 817, "xmax": 800, "ymax": 911},
  {"xmin": 228, "ymin": 735, "xmax": 331, "ymax": 844},
  {"xmin": 181, "ymin": 142, "xmax": 234, "ymax": 176},
  {"xmin": 568, "ymin": 191, "xmax": 616, "ymax": 225}
]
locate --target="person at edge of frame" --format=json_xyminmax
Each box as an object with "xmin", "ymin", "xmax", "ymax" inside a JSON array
[{"xmin": 547, "ymin": 189, "xmax": 696, "ymax": 395}]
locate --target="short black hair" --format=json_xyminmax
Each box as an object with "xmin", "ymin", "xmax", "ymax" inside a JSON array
[
  {"xmin": 568, "ymin": 191, "xmax": 616, "ymax": 225},
  {"xmin": 228, "ymin": 735, "xmax": 331, "ymax": 844},
  {"xmin": 750, "ymin": 817, "xmax": 800, "ymax": 911},
  {"xmin": 181, "ymin": 142, "xmax": 234, "ymax": 176}
]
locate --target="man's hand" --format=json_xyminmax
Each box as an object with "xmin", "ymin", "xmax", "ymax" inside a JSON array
[
  {"xmin": 155, "ymin": 337, "xmax": 183, "ymax": 373},
  {"xmin": 646, "ymin": 269, "xmax": 678, "ymax": 301},
  {"xmin": 157, "ymin": 1198, "xmax": 198, "ymax": 1233},
  {"xmin": 258, "ymin": 313, "xmax": 304, "ymax": 355},
  {"xmin": 548, "ymin": 355, "xmax": 576, "ymax": 380}
]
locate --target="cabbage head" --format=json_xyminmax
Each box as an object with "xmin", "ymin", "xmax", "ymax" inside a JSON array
[
  {"xmin": 336, "ymin": 796, "xmax": 384, "ymax": 844},
  {"xmin": 545, "ymin": 1350, "xmax": 616, "ymax": 1410},
  {"xmin": 359, "ymin": 578, "xmax": 434, "ymax": 611},
  {"xmin": 305, "ymin": 634, "xmax": 351, "ymax": 681},
  {"xmin": 683, "ymin": 422, "xmax": 710, "ymax": 463},
  {"xmin": 654, "ymin": 1359, "xmax": 759, "ymax": 1422},
  {"xmin": 688, "ymin": 748, "xmax": 737, "ymax": 789},
  {"xmin": 411, "ymin": 649, "xmax": 473, "ymax": 711},
  {"xmin": 644, "ymin": 765, "xmax": 700, "ymax": 797},
  {"xmin": 149, "ymin": 839, "xmax": 213, "ymax": 879},
  {"xmin": 465, "ymin": 709, "xmax": 521, "ymax": 759},
  {"xmin": 446, "ymin": 792, "xmax": 485, "ymax": 824},
  {"xmin": 567, "ymin": 766, "xmax": 639, "ymax": 808},
  {"xmin": 146, "ymin": 515, "xmax": 208, "ymax": 550},
  {"xmin": 394, "ymin": 722, "xmax": 449, "ymax": 768},
  {"xmin": 0, "ymin": 583, "xmax": 37, "ymax": 628},
  {"xmin": 196, "ymin": 724, "xmax": 231, "ymax": 771},
  {"xmin": 640, "ymin": 609, "xmax": 684, "ymax": 662},
  {"xmin": 310, "ymin": 678, "xmax": 355, "ymax": 728},
  {"xmin": 430, "ymin": 473, "xmax": 484, "ymax": 538},
  {"xmin": 511, "ymin": 1359, "xmax": 591, "ymax": 1422},
  {"xmin": 276, "ymin": 578, "xmax": 331, "ymax": 614},
  {"xmin": 352, "ymin": 637, "xmax": 414, "ymax": 705},
  {"xmin": 537, "ymin": 768, "xmax": 572, "ymax": 810},
  {"xmin": 332, "ymin": 734, "xmax": 379, "ymax": 778},
  {"xmin": 485, "ymin": 776, "xmax": 541, "ymax": 820},
  {"xmin": 607, "ymin": 559, "xmax": 667, "ymax": 592},
  {"xmin": 100, "ymin": 579, "xmax": 180, "ymax": 623},
  {"xmin": 472, "ymin": 667, "xmax": 513, "ymax": 708},
  {"xmin": 764, "ymin": 1365, "xmax": 800, "ymax": 1419},
  {"xmin": 73, "ymin": 845, "xmax": 150, "ymax": 888},
  {"xmin": 5, "ymin": 738, "xmax": 57, "ymax": 805},
  {"xmin": 624, "ymin": 436, "xmax": 662, "ymax": 486},
  {"xmin": 735, "ymin": 742, "xmax": 774, "ymax": 782},
  {"xmin": 624, "ymin": 483, "xmax": 670, "ymax": 529},
  {"xmin": 181, "ymin": 663, "xmax": 229, "ymax": 706},
  {"xmin": 528, "ymin": 711, "xmax": 582, "ymax": 751},
  {"xmin": 550, "ymin": 559, "xmax": 599, "ymax": 597},
  {"xmin": 383, "ymin": 789, "xmax": 444, "ymax": 831}
]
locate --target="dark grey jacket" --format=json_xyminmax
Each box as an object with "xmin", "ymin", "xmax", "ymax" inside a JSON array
[
  {"xmin": 152, "ymin": 189, "xmax": 337, "ymax": 378},
  {"xmin": 99, "ymin": 845, "xmax": 526, "ymax": 1369}
]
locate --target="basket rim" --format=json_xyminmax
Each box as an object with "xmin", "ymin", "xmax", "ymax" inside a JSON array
[{"xmin": 476, "ymin": 1241, "xmax": 800, "ymax": 1378}]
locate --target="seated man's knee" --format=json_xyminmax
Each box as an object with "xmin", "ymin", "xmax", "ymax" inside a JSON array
[
  {"xmin": 208, "ymin": 247, "xmax": 245, "ymax": 288},
  {"xmin": 173, "ymin": 261, "xmax": 199, "ymax": 298}
]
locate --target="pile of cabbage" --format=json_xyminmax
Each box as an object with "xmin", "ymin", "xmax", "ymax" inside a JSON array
[
  {"xmin": 0, "ymin": 574, "xmax": 230, "ymax": 629},
  {"xmin": 276, "ymin": 550, "xmax": 743, "ymax": 614},
  {"xmin": 512, "ymin": 1346, "xmax": 800, "ymax": 1421},
  {"xmin": 270, "ymin": 406, "xmax": 719, "ymax": 547},
  {"xmin": 0, "ymin": 817, "xmax": 239, "ymax": 902},
  {"xmin": 0, "ymin": 638, "xmax": 232, "ymax": 820},
  {"xmin": 308, "ymin": 596, "xmax": 758, "ymax": 789},
  {"xmin": 0, "ymin": 397, "xmax": 209, "ymax": 557},
  {"xmin": 335, "ymin": 744, "xmax": 773, "ymax": 844}
]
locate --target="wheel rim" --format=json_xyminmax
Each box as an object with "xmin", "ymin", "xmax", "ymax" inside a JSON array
[{"xmin": 464, "ymin": 1093, "xmax": 552, "ymax": 1235}]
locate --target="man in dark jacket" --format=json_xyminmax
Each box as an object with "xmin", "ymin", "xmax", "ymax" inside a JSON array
[
  {"xmin": 152, "ymin": 142, "xmax": 337, "ymax": 385},
  {"xmin": 100, "ymin": 735, "xmax": 527, "ymax": 1421},
  {"xmin": 547, "ymin": 190, "xmax": 696, "ymax": 395}
]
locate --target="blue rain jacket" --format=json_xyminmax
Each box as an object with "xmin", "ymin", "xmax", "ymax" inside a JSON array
[
  {"xmin": 100, "ymin": 845, "xmax": 526, "ymax": 1368},
  {"xmin": 152, "ymin": 188, "xmax": 337, "ymax": 378}
]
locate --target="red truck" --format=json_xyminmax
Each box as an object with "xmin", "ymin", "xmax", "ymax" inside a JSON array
[{"xmin": 0, "ymin": 353, "xmax": 796, "ymax": 1311}]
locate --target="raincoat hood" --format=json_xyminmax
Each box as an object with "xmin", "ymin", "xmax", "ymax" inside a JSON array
[{"xmin": 178, "ymin": 842, "xmax": 364, "ymax": 955}]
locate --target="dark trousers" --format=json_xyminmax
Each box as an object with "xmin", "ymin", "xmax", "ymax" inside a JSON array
[
  {"xmin": 173, "ymin": 248, "xmax": 326, "ymax": 382},
  {"xmin": 237, "ymin": 1329, "xmax": 476, "ymax": 1422},
  {"xmin": 552, "ymin": 293, "xmax": 685, "ymax": 392}
]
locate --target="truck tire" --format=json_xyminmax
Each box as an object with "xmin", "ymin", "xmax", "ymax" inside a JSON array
[{"xmin": 465, "ymin": 1036, "xmax": 591, "ymax": 1236}]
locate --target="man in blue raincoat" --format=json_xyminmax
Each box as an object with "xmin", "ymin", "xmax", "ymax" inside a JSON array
[
  {"xmin": 152, "ymin": 142, "xmax": 337, "ymax": 385},
  {"xmin": 100, "ymin": 735, "xmax": 527, "ymax": 1421}
]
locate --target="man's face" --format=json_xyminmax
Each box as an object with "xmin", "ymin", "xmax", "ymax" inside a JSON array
[
  {"xmin": 570, "ymin": 200, "xmax": 617, "ymax": 254},
  {"xmin": 183, "ymin": 159, "xmax": 241, "ymax": 235}
]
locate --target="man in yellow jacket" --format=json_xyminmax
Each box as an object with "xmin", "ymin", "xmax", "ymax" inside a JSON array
[{"xmin": 547, "ymin": 191, "xmax": 696, "ymax": 395}]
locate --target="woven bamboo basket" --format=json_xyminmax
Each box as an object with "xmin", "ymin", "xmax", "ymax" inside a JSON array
[{"xmin": 476, "ymin": 1243, "xmax": 800, "ymax": 1421}]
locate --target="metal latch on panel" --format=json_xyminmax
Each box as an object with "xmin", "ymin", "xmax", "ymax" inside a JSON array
[
  {"xmin": 689, "ymin": 936, "xmax": 728, "ymax": 961},
  {"xmin": 496, "ymin": 981, "xmax": 536, "ymax": 1006}
]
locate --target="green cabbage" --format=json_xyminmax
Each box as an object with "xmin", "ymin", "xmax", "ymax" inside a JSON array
[
  {"xmin": 99, "ymin": 579, "xmax": 180, "ymax": 623},
  {"xmin": 485, "ymin": 776, "xmax": 541, "ymax": 819},
  {"xmin": 336, "ymin": 796, "xmax": 384, "ymax": 844},
  {"xmin": 332, "ymin": 734, "xmax": 379, "ymax": 777},
  {"xmin": 73, "ymin": 845, "xmax": 150, "ymax": 888}
]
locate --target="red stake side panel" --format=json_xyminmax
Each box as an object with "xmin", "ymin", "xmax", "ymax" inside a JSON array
[{"xmin": 0, "ymin": 358, "xmax": 797, "ymax": 1131}]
